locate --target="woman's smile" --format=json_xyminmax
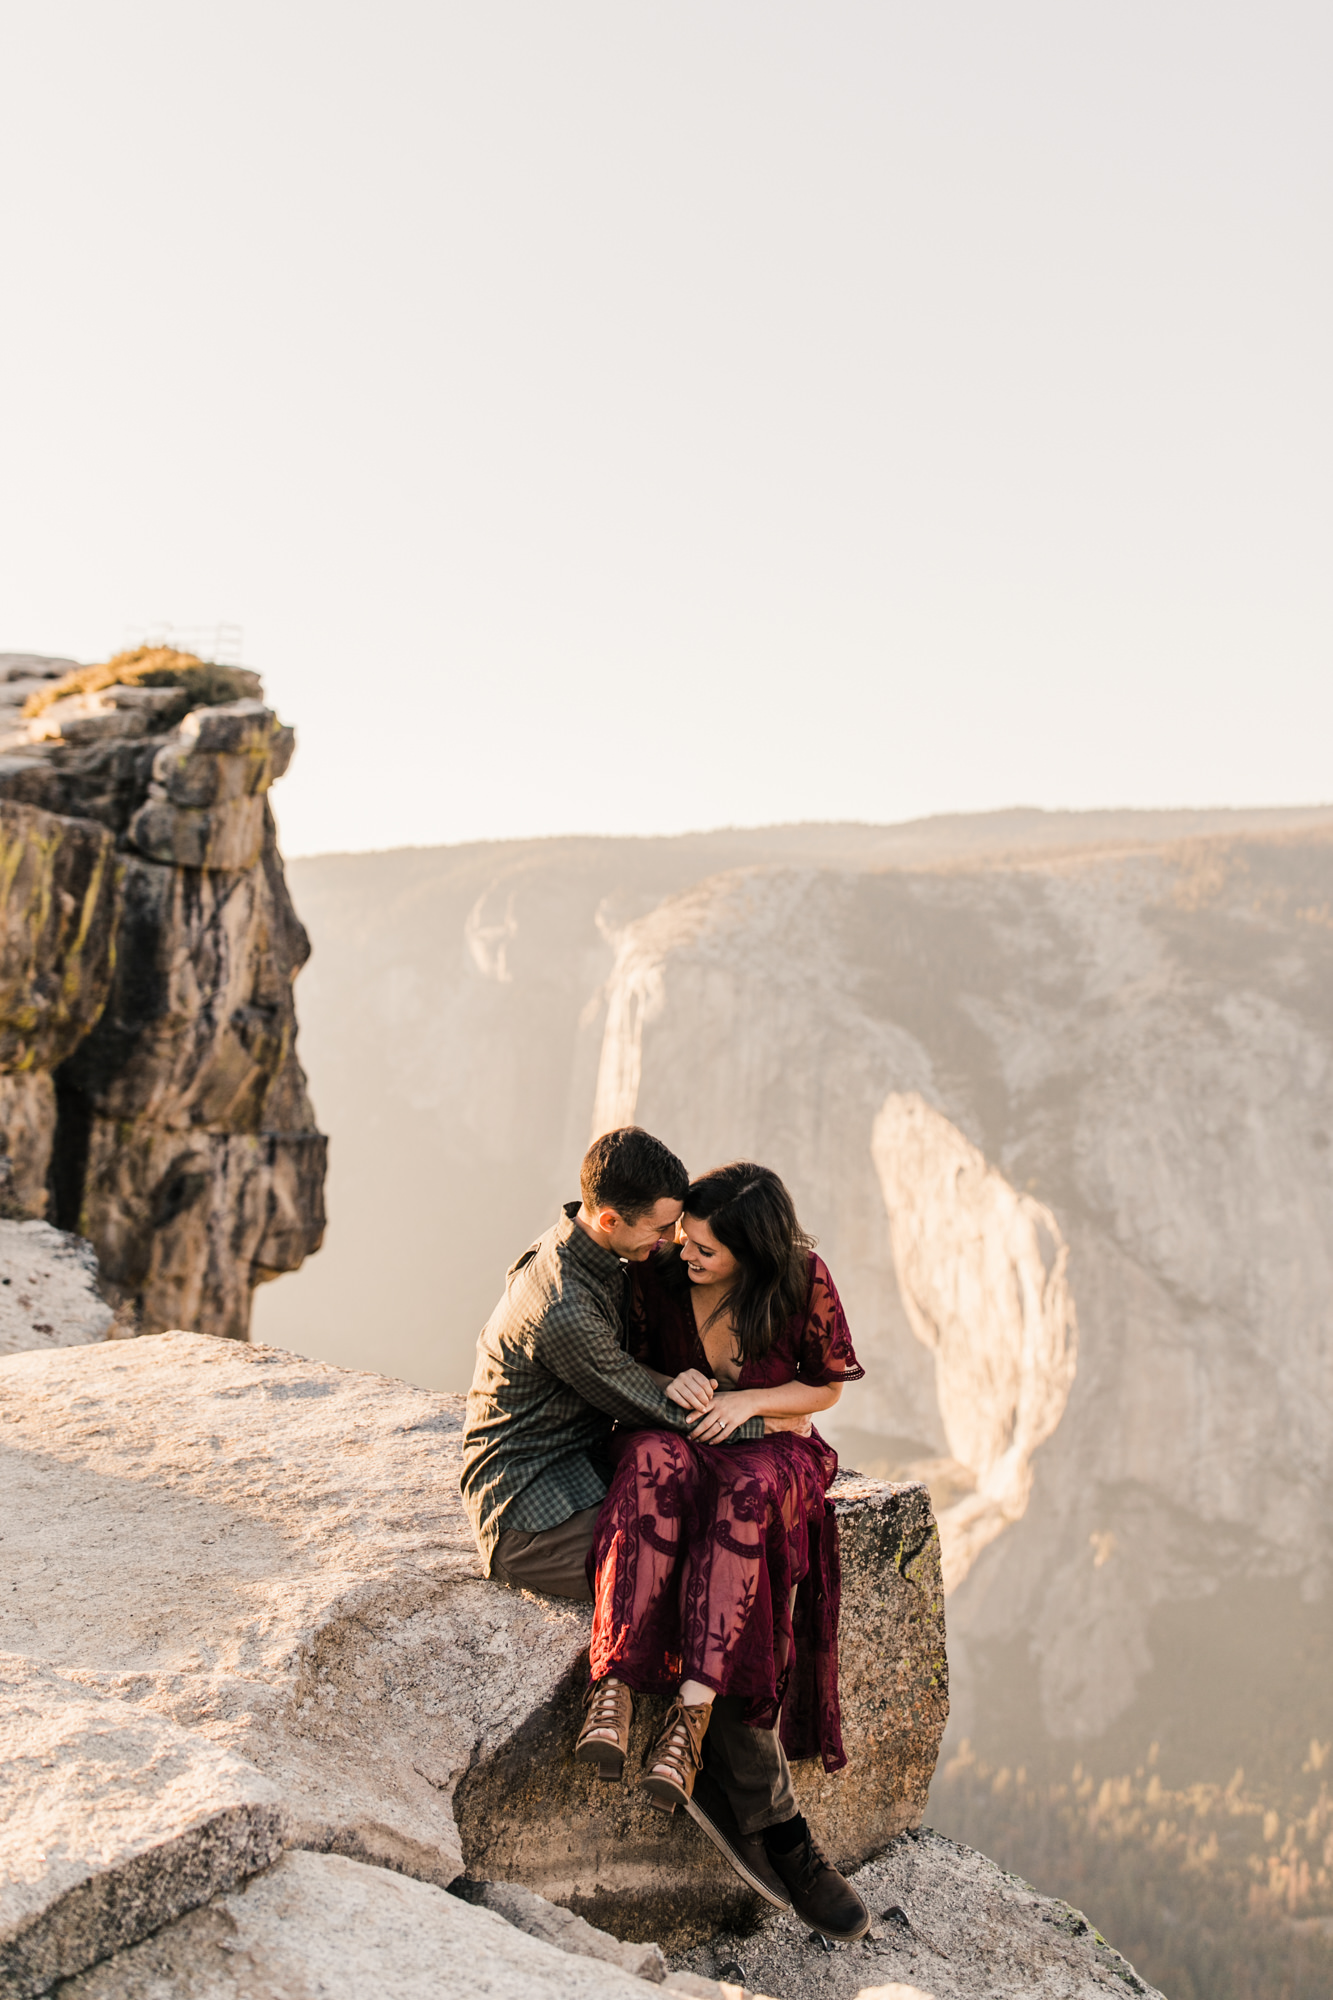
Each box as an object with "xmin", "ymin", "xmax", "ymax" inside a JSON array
[{"xmin": 677, "ymin": 1214, "xmax": 739, "ymax": 1286}]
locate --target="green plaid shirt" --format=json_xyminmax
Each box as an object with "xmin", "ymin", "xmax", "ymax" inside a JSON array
[{"xmin": 461, "ymin": 1202, "xmax": 760, "ymax": 1574}]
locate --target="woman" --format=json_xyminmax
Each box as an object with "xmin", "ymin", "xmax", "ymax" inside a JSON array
[{"xmin": 574, "ymin": 1161, "xmax": 863, "ymax": 1810}]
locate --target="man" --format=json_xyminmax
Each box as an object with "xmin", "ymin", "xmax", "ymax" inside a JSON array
[{"xmin": 461, "ymin": 1125, "xmax": 868, "ymax": 1940}]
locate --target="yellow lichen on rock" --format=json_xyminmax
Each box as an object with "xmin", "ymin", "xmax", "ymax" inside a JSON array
[{"xmin": 20, "ymin": 646, "xmax": 260, "ymax": 720}]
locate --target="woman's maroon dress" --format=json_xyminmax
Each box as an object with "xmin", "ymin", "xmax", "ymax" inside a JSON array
[{"xmin": 587, "ymin": 1251, "xmax": 864, "ymax": 1772}]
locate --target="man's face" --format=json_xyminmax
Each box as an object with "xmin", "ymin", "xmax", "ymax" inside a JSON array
[{"xmin": 599, "ymin": 1196, "xmax": 684, "ymax": 1262}]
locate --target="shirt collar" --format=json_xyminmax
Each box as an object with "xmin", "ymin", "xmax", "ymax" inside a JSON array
[{"xmin": 556, "ymin": 1200, "xmax": 625, "ymax": 1280}]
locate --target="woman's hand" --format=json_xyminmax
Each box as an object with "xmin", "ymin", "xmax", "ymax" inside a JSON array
[
  {"xmin": 686, "ymin": 1390, "xmax": 760, "ymax": 1443},
  {"xmin": 665, "ymin": 1368, "xmax": 717, "ymax": 1412}
]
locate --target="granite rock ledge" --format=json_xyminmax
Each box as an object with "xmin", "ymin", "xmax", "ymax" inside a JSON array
[{"xmin": 0, "ymin": 1332, "xmax": 945, "ymax": 1979}]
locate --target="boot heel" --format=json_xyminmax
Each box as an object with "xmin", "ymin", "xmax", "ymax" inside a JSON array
[{"xmin": 574, "ymin": 1678, "xmax": 634, "ymax": 1782}]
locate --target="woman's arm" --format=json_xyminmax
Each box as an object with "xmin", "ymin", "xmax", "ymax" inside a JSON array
[{"xmin": 686, "ymin": 1380, "xmax": 842, "ymax": 1443}]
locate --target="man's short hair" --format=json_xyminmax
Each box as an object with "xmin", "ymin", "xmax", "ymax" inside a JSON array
[{"xmin": 581, "ymin": 1128, "xmax": 688, "ymax": 1223}]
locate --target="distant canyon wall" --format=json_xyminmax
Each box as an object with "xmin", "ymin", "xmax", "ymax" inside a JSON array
[{"xmin": 0, "ymin": 652, "xmax": 325, "ymax": 1339}]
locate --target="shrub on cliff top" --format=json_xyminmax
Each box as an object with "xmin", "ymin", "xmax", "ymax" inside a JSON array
[{"xmin": 21, "ymin": 647, "xmax": 262, "ymax": 720}]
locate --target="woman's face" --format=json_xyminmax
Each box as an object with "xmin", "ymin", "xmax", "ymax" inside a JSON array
[{"xmin": 678, "ymin": 1214, "xmax": 740, "ymax": 1287}]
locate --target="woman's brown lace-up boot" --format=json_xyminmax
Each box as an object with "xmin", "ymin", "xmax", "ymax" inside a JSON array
[
  {"xmin": 574, "ymin": 1677, "xmax": 635, "ymax": 1781},
  {"xmin": 640, "ymin": 1697, "xmax": 712, "ymax": 1812}
]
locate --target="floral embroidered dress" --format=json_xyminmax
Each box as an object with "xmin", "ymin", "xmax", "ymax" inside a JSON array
[{"xmin": 587, "ymin": 1251, "xmax": 864, "ymax": 1772}]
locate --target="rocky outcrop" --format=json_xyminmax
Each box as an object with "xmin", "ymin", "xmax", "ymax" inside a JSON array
[
  {"xmin": 1, "ymin": 1325, "xmax": 1161, "ymax": 1998},
  {"xmin": 0, "ymin": 1332, "xmax": 945, "ymax": 1976},
  {"xmin": 0, "ymin": 797, "xmax": 118, "ymax": 1218},
  {"xmin": 125, "ymin": 699, "xmax": 294, "ymax": 874},
  {"xmin": 0, "ymin": 651, "xmax": 324, "ymax": 1339}
]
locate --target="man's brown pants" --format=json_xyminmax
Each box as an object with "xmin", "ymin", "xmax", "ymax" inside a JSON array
[{"xmin": 493, "ymin": 1507, "xmax": 797, "ymax": 1836}]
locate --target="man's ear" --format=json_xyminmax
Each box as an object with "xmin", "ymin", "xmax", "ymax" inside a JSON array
[{"xmin": 596, "ymin": 1207, "xmax": 622, "ymax": 1236}]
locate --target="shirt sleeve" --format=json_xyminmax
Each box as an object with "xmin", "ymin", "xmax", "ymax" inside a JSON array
[
  {"xmin": 625, "ymin": 1264, "xmax": 654, "ymax": 1366},
  {"xmin": 543, "ymin": 1298, "xmax": 763, "ymax": 1441},
  {"xmin": 796, "ymin": 1258, "xmax": 866, "ymax": 1386}
]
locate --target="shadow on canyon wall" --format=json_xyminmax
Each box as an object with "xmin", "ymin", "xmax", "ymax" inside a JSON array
[{"xmin": 255, "ymin": 803, "xmax": 1333, "ymax": 2000}]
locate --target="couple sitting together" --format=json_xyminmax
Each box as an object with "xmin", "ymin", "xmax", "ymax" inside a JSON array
[{"xmin": 459, "ymin": 1125, "xmax": 870, "ymax": 1942}]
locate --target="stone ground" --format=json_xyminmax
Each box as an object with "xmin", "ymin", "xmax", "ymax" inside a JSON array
[
  {"xmin": 670, "ymin": 1829, "xmax": 1165, "ymax": 2000},
  {"xmin": 0, "ymin": 1223, "xmax": 113, "ymax": 1356}
]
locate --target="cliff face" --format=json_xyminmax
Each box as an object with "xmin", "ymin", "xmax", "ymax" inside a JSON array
[{"xmin": 0, "ymin": 651, "xmax": 325, "ymax": 1339}]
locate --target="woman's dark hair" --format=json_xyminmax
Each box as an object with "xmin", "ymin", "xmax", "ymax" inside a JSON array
[
  {"xmin": 684, "ymin": 1162, "xmax": 814, "ymax": 1363},
  {"xmin": 581, "ymin": 1127, "xmax": 688, "ymax": 1222}
]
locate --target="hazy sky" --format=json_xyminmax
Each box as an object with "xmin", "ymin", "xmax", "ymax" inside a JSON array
[{"xmin": 2, "ymin": 3, "xmax": 1328, "ymax": 855}]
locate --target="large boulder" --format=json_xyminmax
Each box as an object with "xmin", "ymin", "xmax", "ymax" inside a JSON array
[
  {"xmin": 57, "ymin": 1849, "xmax": 699, "ymax": 2000},
  {"xmin": 0, "ymin": 1334, "xmax": 946, "ymax": 1951},
  {"xmin": 454, "ymin": 1475, "xmax": 947, "ymax": 1947}
]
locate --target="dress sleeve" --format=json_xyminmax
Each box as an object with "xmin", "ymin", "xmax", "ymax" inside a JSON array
[{"xmin": 796, "ymin": 1257, "xmax": 866, "ymax": 1386}]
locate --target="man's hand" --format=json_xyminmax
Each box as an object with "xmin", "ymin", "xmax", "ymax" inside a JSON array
[
  {"xmin": 665, "ymin": 1368, "xmax": 717, "ymax": 1412},
  {"xmin": 763, "ymin": 1412, "xmax": 814, "ymax": 1437},
  {"xmin": 686, "ymin": 1389, "xmax": 760, "ymax": 1443}
]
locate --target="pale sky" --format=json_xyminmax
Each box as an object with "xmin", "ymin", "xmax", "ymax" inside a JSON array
[{"xmin": 1, "ymin": 2, "xmax": 1328, "ymax": 856}]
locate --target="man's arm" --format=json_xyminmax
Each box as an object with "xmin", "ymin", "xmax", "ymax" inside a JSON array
[
  {"xmin": 682, "ymin": 1381, "xmax": 841, "ymax": 1444},
  {"xmin": 641, "ymin": 1362, "xmax": 811, "ymax": 1438},
  {"xmin": 542, "ymin": 1308, "xmax": 763, "ymax": 1442}
]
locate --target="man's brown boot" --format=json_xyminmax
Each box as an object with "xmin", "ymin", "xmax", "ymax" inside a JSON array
[{"xmin": 762, "ymin": 1815, "xmax": 870, "ymax": 1941}]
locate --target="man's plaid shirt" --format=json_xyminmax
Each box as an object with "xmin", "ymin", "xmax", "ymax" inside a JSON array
[{"xmin": 460, "ymin": 1202, "xmax": 760, "ymax": 1574}]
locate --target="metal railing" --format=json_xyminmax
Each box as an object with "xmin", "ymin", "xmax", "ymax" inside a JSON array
[{"xmin": 121, "ymin": 623, "xmax": 245, "ymax": 666}]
